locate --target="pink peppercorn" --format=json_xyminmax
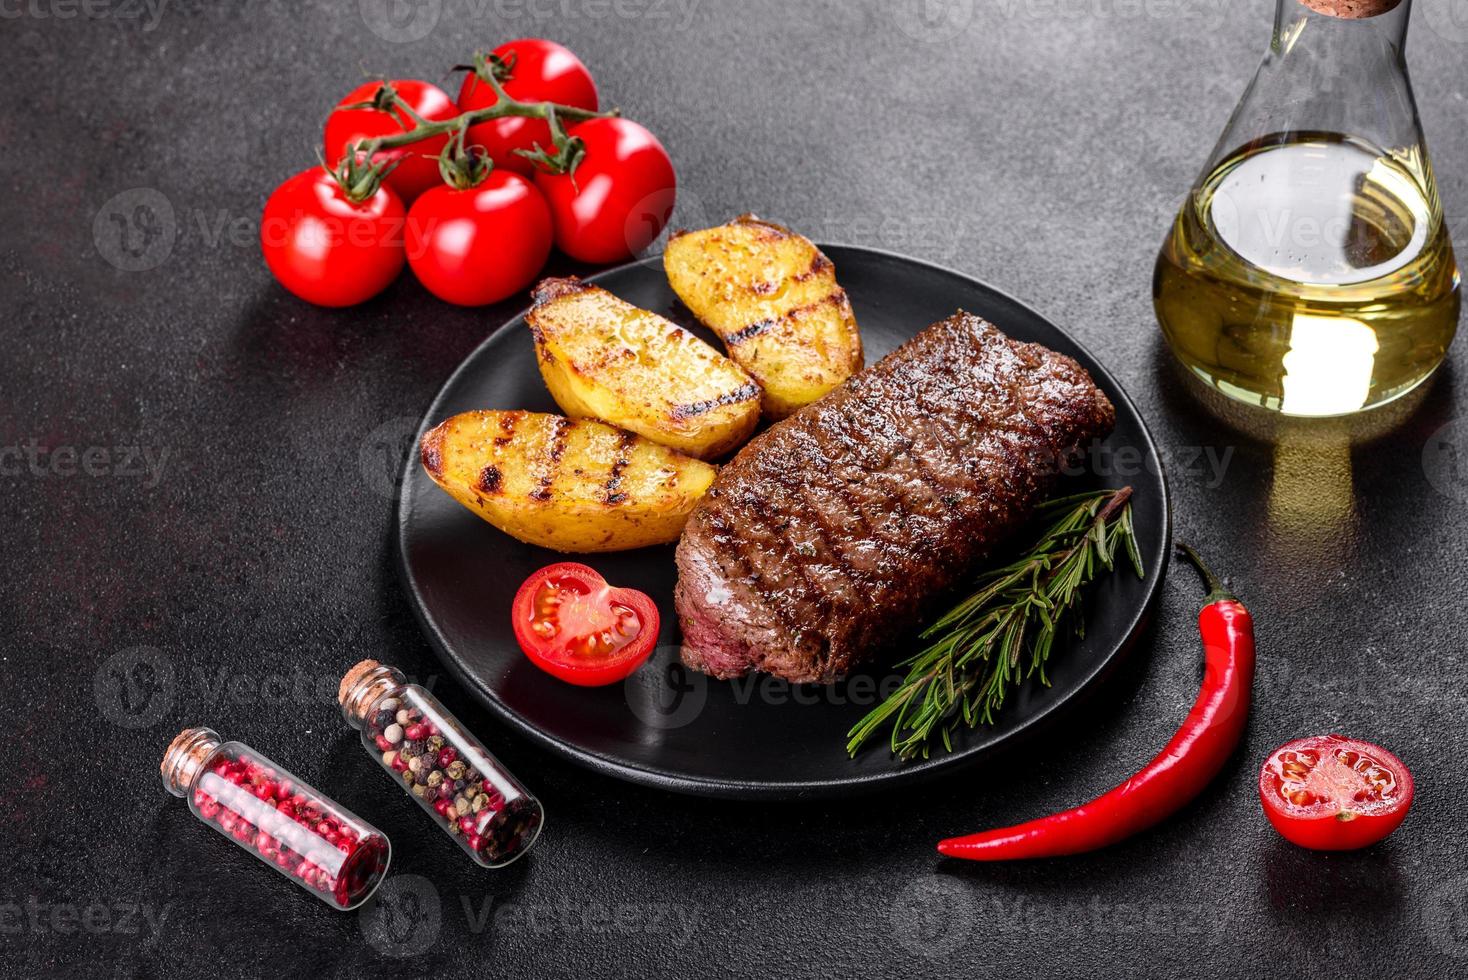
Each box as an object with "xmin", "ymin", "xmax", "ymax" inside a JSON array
[{"xmin": 161, "ymin": 727, "xmax": 391, "ymax": 911}]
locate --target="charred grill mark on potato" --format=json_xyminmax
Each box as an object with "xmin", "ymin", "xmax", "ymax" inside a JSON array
[
  {"xmin": 670, "ymin": 383, "xmax": 762, "ymax": 421},
  {"xmin": 795, "ymin": 254, "xmax": 834, "ymax": 282},
  {"xmin": 725, "ymin": 294, "xmax": 845, "ymax": 347},
  {"xmin": 530, "ymin": 417, "xmax": 572, "ymax": 502},
  {"xmin": 548, "ymin": 417, "xmax": 572, "ymax": 463},
  {"xmin": 602, "ymin": 430, "xmax": 637, "ymax": 506},
  {"xmin": 725, "ymin": 318, "xmax": 777, "ymax": 346},
  {"xmin": 477, "ymin": 465, "xmax": 503, "ymax": 495}
]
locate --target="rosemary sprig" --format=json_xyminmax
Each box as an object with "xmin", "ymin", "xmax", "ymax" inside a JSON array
[{"xmin": 846, "ymin": 487, "xmax": 1143, "ymax": 761}]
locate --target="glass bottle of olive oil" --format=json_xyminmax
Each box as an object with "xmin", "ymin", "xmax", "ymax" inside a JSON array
[{"xmin": 1154, "ymin": 0, "xmax": 1459, "ymax": 417}]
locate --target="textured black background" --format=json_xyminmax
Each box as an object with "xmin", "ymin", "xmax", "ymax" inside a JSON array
[{"xmin": 4, "ymin": 0, "xmax": 1468, "ymax": 976}]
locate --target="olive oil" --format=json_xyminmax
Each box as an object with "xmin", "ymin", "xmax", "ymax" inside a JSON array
[{"xmin": 1155, "ymin": 132, "xmax": 1460, "ymax": 416}]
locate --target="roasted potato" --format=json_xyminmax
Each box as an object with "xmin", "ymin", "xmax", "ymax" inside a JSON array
[
  {"xmin": 420, "ymin": 410, "xmax": 716, "ymax": 553},
  {"xmin": 663, "ymin": 214, "xmax": 864, "ymax": 419},
  {"xmin": 528, "ymin": 277, "xmax": 760, "ymax": 459}
]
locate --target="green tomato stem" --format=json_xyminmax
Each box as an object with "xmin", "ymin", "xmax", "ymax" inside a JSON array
[{"xmin": 345, "ymin": 80, "xmax": 616, "ymax": 164}]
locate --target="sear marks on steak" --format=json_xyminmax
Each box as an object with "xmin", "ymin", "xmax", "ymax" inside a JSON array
[{"xmin": 674, "ymin": 311, "xmax": 1116, "ymax": 684}]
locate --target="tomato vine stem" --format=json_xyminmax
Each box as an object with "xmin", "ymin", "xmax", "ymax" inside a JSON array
[{"xmin": 333, "ymin": 76, "xmax": 619, "ymax": 200}]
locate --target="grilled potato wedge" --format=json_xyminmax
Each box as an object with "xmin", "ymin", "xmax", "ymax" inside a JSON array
[
  {"xmin": 663, "ymin": 214, "xmax": 863, "ymax": 419},
  {"xmin": 420, "ymin": 411, "xmax": 716, "ymax": 553},
  {"xmin": 528, "ymin": 278, "xmax": 761, "ymax": 459}
]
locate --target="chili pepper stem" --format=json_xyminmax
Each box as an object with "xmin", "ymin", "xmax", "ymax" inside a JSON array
[{"xmin": 1176, "ymin": 542, "xmax": 1237, "ymax": 607}]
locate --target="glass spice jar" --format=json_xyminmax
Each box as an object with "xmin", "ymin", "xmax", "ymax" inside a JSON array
[
  {"xmin": 160, "ymin": 727, "xmax": 391, "ymax": 910},
  {"xmin": 339, "ymin": 660, "xmax": 545, "ymax": 868}
]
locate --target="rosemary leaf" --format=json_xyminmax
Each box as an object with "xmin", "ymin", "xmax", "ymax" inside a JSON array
[{"xmin": 845, "ymin": 487, "xmax": 1142, "ymax": 761}]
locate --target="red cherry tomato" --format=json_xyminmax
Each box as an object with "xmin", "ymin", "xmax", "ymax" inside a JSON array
[
  {"xmin": 260, "ymin": 167, "xmax": 406, "ymax": 307},
  {"xmin": 511, "ymin": 563, "xmax": 659, "ymax": 687},
  {"xmin": 533, "ymin": 118, "xmax": 676, "ymax": 265},
  {"xmin": 458, "ymin": 39, "xmax": 599, "ymax": 176},
  {"xmin": 405, "ymin": 171, "xmax": 553, "ymax": 307},
  {"xmin": 1259, "ymin": 734, "xmax": 1414, "ymax": 851},
  {"xmin": 324, "ymin": 80, "xmax": 459, "ymax": 204}
]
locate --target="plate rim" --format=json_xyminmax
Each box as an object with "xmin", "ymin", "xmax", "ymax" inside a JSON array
[{"xmin": 394, "ymin": 243, "xmax": 1173, "ymax": 800}]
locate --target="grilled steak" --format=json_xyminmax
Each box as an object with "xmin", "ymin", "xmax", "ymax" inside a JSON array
[{"xmin": 674, "ymin": 311, "xmax": 1116, "ymax": 684}]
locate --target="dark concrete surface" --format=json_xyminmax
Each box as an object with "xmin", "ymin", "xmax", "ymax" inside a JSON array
[{"xmin": 3, "ymin": 0, "xmax": 1467, "ymax": 976}]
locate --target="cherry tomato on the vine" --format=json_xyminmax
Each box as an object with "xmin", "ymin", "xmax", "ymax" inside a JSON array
[
  {"xmin": 533, "ymin": 118, "xmax": 676, "ymax": 265},
  {"xmin": 1259, "ymin": 734, "xmax": 1415, "ymax": 851},
  {"xmin": 511, "ymin": 563, "xmax": 660, "ymax": 687},
  {"xmin": 405, "ymin": 170, "xmax": 553, "ymax": 307},
  {"xmin": 260, "ymin": 167, "xmax": 406, "ymax": 308},
  {"xmin": 458, "ymin": 38, "xmax": 599, "ymax": 176},
  {"xmin": 324, "ymin": 80, "xmax": 460, "ymax": 204}
]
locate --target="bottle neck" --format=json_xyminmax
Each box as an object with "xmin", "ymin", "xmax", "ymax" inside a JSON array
[
  {"xmin": 338, "ymin": 660, "xmax": 407, "ymax": 728},
  {"xmin": 161, "ymin": 727, "xmax": 222, "ymax": 797},
  {"xmin": 1214, "ymin": 0, "xmax": 1425, "ymax": 162}
]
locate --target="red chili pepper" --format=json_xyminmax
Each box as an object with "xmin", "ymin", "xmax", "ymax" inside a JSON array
[{"xmin": 936, "ymin": 543, "xmax": 1255, "ymax": 861}]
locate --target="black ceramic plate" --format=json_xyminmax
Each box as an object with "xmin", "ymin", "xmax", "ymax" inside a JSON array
[{"xmin": 396, "ymin": 246, "xmax": 1170, "ymax": 800}]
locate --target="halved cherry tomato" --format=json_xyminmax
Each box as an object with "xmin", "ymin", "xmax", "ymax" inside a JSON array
[
  {"xmin": 511, "ymin": 563, "xmax": 659, "ymax": 686},
  {"xmin": 324, "ymin": 80, "xmax": 460, "ymax": 204},
  {"xmin": 1259, "ymin": 734, "xmax": 1414, "ymax": 851},
  {"xmin": 458, "ymin": 39, "xmax": 599, "ymax": 176}
]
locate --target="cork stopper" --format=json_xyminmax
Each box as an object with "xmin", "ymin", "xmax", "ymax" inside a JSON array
[
  {"xmin": 1297, "ymin": 0, "xmax": 1401, "ymax": 17},
  {"xmin": 338, "ymin": 659, "xmax": 405, "ymax": 727},
  {"xmin": 161, "ymin": 726, "xmax": 221, "ymax": 797}
]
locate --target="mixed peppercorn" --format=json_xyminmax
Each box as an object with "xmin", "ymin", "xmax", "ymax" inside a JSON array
[{"xmin": 365, "ymin": 692, "xmax": 542, "ymax": 866}]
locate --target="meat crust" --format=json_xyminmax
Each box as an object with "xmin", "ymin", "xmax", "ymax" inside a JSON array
[{"xmin": 674, "ymin": 311, "xmax": 1116, "ymax": 684}]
